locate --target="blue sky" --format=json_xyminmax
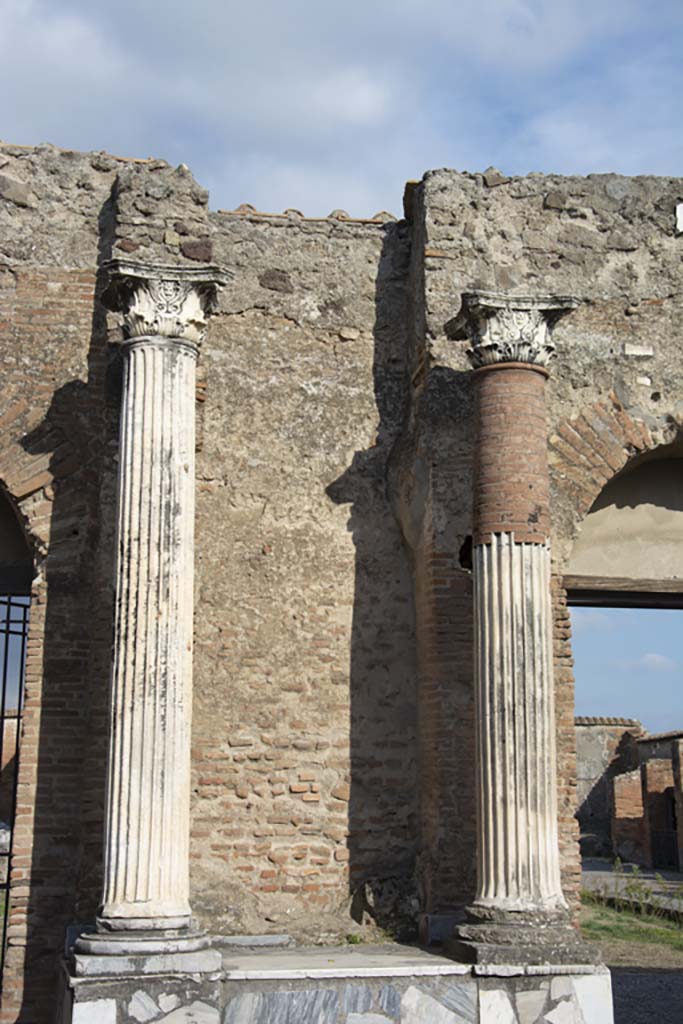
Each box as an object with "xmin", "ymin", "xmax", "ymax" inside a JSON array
[
  {"xmin": 2, "ymin": 1, "xmax": 683, "ymax": 216},
  {"xmin": 571, "ymin": 608, "xmax": 683, "ymax": 734}
]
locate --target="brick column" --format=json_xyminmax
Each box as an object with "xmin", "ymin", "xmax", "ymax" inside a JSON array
[
  {"xmin": 77, "ymin": 260, "xmax": 226, "ymax": 955},
  {"xmin": 445, "ymin": 292, "xmax": 592, "ymax": 964}
]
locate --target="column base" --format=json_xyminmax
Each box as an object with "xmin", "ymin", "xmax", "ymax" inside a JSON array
[
  {"xmin": 75, "ymin": 925, "xmax": 212, "ymax": 958},
  {"xmin": 445, "ymin": 905, "xmax": 601, "ymax": 966},
  {"xmin": 72, "ymin": 926, "xmax": 222, "ymax": 979}
]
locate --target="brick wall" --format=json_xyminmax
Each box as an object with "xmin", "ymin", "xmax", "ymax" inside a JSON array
[
  {"xmin": 414, "ymin": 536, "xmax": 475, "ymax": 915},
  {"xmin": 574, "ymin": 720, "xmax": 642, "ymax": 858},
  {"xmin": 613, "ymin": 769, "xmax": 649, "ymax": 866},
  {"xmin": 188, "ymin": 213, "xmax": 417, "ymax": 940},
  {"xmin": 0, "ymin": 264, "xmax": 112, "ymax": 1023},
  {"xmin": 551, "ymin": 580, "xmax": 581, "ymax": 916}
]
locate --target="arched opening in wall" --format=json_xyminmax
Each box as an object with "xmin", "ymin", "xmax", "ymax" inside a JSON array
[
  {"xmin": 564, "ymin": 445, "xmax": 683, "ymax": 873},
  {"xmin": 0, "ymin": 490, "xmax": 32, "ymax": 982}
]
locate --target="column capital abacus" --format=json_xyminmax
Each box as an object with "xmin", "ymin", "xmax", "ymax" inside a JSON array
[
  {"xmin": 102, "ymin": 258, "xmax": 230, "ymax": 347},
  {"xmin": 445, "ymin": 291, "xmax": 578, "ymax": 369}
]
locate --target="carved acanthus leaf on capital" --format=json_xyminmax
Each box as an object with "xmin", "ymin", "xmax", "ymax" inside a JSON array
[
  {"xmin": 445, "ymin": 291, "xmax": 578, "ymax": 369},
  {"xmin": 102, "ymin": 258, "xmax": 231, "ymax": 346}
]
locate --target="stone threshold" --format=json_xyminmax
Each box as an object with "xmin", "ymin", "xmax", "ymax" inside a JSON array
[{"xmin": 219, "ymin": 943, "xmax": 608, "ymax": 981}]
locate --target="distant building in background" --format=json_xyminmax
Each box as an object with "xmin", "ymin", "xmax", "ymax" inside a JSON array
[{"xmin": 576, "ymin": 717, "xmax": 683, "ymax": 871}]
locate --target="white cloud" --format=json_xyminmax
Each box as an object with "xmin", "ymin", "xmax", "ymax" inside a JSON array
[
  {"xmin": 608, "ymin": 652, "xmax": 678, "ymax": 674},
  {"xmin": 640, "ymin": 652, "xmax": 677, "ymax": 673}
]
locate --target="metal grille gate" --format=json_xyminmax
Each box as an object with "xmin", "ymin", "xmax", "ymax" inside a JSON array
[{"xmin": 0, "ymin": 595, "xmax": 29, "ymax": 978}]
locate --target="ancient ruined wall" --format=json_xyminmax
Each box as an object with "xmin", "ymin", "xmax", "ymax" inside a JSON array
[
  {"xmin": 575, "ymin": 719, "xmax": 643, "ymax": 858},
  {"xmin": 5, "ymin": 141, "xmax": 683, "ymax": 1017},
  {"xmin": 0, "ymin": 143, "xmax": 115, "ymax": 1023},
  {"xmin": 0, "ymin": 145, "xmax": 420, "ymax": 1024},
  {"xmin": 189, "ymin": 206, "xmax": 417, "ymax": 938},
  {"xmin": 613, "ymin": 769, "xmax": 649, "ymax": 865},
  {"xmin": 402, "ymin": 167, "xmax": 683, "ymax": 914},
  {"xmin": 0, "ymin": 144, "xmax": 231, "ymax": 1021}
]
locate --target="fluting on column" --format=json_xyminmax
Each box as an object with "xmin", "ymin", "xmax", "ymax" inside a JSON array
[
  {"xmin": 473, "ymin": 534, "xmax": 563, "ymax": 912},
  {"xmin": 445, "ymin": 292, "xmax": 594, "ymax": 965},
  {"xmin": 77, "ymin": 260, "xmax": 227, "ymax": 955},
  {"xmin": 101, "ymin": 337, "xmax": 197, "ymax": 930}
]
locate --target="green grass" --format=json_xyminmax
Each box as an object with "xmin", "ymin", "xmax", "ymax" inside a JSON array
[{"xmin": 581, "ymin": 902, "xmax": 683, "ymax": 953}]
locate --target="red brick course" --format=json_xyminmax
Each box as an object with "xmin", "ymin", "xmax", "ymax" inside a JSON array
[
  {"xmin": 549, "ymin": 391, "xmax": 654, "ymax": 528},
  {"xmin": 474, "ymin": 364, "xmax": 550, "ymax": 545},
  {"xmin": 414, "ymin": 537, "xmax": 476, "ymax": 913}
]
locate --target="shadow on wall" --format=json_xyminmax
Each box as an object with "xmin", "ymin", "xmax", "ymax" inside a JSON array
[
  {"xmin": 11, "ymin": 192, "xmax": 119, "ymax": 1023},
  {"xmin": 326, "ymin": 221, "xmax": 421, "ymax": 939}
]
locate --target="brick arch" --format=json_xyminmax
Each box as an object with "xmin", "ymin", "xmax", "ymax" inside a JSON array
[
  {"xmin": 0, "ymin": 420, "xmax": 82, "ymax": 566},
  {"xmin": 547, "ymin": 389, "xmax": 683, "ymax": 570}
]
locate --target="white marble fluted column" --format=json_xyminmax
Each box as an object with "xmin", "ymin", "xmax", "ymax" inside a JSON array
[
  {"xmin": 446, "ymin": 292, "xmax": 588, "ymax": 964},
  {"xmin": 96, "ymin": 260, "xmax": 226, "ymax": 936},
  {"xmin": 473, "ymin": 535, "xmax": 563, "ymax": 911}
]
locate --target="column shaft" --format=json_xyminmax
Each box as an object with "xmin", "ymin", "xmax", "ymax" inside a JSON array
[
  {"xmin": 446, "ymin": 293, "xmax": 587, "ymax": 964},
  {"xmin": 101, "ymin": 338, "xmax": 196, "ymax": 929},
  {"xmin": 474, "ymin": 534, "xmax": 563, "ymax": 911}
]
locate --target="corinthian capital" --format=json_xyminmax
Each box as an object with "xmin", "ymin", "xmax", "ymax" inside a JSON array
[
  {"xmin": 445, "ymin": 291, "xmax": 578, "ymax": 369},
  {"xmin": 102, "ymin": 259, "xmax": 230, "ymax": 346}
]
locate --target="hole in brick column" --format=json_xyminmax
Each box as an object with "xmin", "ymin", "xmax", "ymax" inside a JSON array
[{"xmin": 458, "ymin": 535, "xmax": 472, "ymax": 570}]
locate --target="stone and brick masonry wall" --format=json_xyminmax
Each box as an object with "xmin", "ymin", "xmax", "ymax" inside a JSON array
[
  {"xmin": 574, "ymin": 720, "xmax": 642, "ymax": 859},
  {"xmin": 613, "ymin": 770, "xmax": 649, "ymax": 865},
  {"xmin": 0, "ymin": 262, "xmax": 111, "ymax": 1023},
  {"xmin": 4, "ymin": 144, "xmax": 683, "ymax": 1019},
  {"xmin": 407, "ymin": 166, "xmax": 683, "ymax": 922},
  {"xmin": 413, "ymin": 536, "xmax": 475, "ymax": 916},
  {"xmin": 188, "ymin": 207, "xmax": 418, "ymax": 939}
]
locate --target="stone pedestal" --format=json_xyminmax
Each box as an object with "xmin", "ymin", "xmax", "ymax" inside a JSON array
[
  {"xmin": 78, "ymin": 260, "xmax": 226, "ymax": 954},
  {"xmin": 445, "ymin": 293, "xmax": 593, "ymax": 965},
  {"xmin": 64, "ymin": 944, "xmax": 614, "ymax": 1024}
]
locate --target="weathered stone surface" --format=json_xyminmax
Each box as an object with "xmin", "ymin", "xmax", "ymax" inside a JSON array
[
  {"xmin": 72, "ymin": 1000, "xmax": 117, "ymax": 1024},
  {"xmin": 441, "ymin": 981, "xmax": 477, "ymax": 1021},
  {"xmin": 181, "ymin": 237, "xmax": 213, "ymax": 261},
  {"xmin": 258, "ymin": 268, "xmax": 294, "ymax": 293},
  {"xmin": 346, "ymin": 1014, "xmax": 392, "ymax": 1024},
  {"xmin": 341, "ymin": 986, "xmax": 372, "ymax": 1013},
  {"xmin": 543, "ymin": 191, "xmax": 566, "ymax": 210},
  {"xmin": 483, "ymin": 167, "xmax": 509, "ymax": 188},
  {"xmin": 571, "ymin": 975, "xmax": 613, "ymax": 1023},
  {"xmin": 0, "ymin": 171, "xmax": 33, "ymax": 207},
  {"xmin": 479, "ymin": 988, "xmax": 517, "ymax": 1022},
  {"xmin": 378, "ymin": 985, "xmax": 401, "ymax": 1018},
  {"xmin": 223, "ymin": 989, "xmax": 338, "ymax": 1023},
  {"xmin": 158, "ymin": 1002, "xmax": 219, "ymax": 1023},
  {"xmin": 400, "ymin": 986, "xmax": 460, "ymax": 1024},
  {"xmin": 515, "ymin": 986, "xmax": 548, "ymax": 1022},
  {"xmin": 129, "ymin": 989, "xmax": 162, "ymax": 1022},
  {"xmin": 73, "ymin": 949, "xmax": 222, "ymax": 977},
  {"xmin": 543, "ymin": 1000, "xmax": 581, "ymax": 1024},
  {"xmin": 159, "ymin": 995, "xmax": 182, "ymax": 1013}
]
